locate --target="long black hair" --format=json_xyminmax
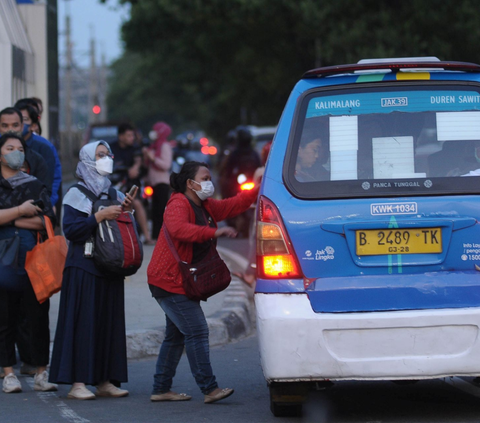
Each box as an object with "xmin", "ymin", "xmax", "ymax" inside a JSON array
[{"xmin": 170, "ymin": 161, "xmax": 209, "ymax": 193}]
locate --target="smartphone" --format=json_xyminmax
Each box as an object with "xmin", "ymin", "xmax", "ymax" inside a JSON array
[
  {"xmin": 128, "ymin": 185, "xmax": 138, "ymax": 198},
  {"xmin": 32, "ymin": 199, "xmax": 45, "ymax": 209}
]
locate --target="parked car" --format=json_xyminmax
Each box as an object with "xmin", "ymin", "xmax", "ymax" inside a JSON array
[
  {"xmin": 256, "ymin": 57, "xmax": 480, "ymax": 416},
  {"xmin": 83, "ymin": 121, "xmax": 120, "ymax": 145},
  {"xmin": 248, "ymin": 125, "xmax": 276, "ymax": 156}
]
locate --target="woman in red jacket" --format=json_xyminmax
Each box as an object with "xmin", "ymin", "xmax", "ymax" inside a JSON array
[{"xmin": 147, "ymin": 161, "xmax": 257, "ymax": 404}]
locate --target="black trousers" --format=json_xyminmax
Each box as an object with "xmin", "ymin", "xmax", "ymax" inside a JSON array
[
  {"xmin": 151, "ymin": 183, "xmax": 170, "ymax": 240},
  {"xmin": 0, "ymin": 284, "xmax": 50, "ymax": 368}
]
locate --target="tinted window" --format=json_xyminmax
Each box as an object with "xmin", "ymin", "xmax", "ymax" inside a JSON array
[{"xmin": 285, "ymin": 83, "xmax": 480, "ymax": 199}]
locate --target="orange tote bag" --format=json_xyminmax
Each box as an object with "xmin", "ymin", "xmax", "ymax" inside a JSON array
[{"xmin": 26, "ymin": 216, "xmax": 68, "ymax": 303}]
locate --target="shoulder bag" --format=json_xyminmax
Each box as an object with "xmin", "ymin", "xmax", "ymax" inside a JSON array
[
  {"xmin": 26, "ymin": 215, "xmax": 68, "ymax": 304},
  {"xmin": 163, "ymin": 223, "xmax": 231, "ymax": 301}
]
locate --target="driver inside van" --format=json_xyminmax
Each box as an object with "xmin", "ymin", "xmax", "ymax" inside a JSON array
[{"xmin": 295, "ymin": 136, "xmax": 329, "ymax": 182}]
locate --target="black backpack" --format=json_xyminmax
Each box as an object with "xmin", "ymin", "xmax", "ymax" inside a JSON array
[{"xmin": 73, "ymin": 184, "xmax": 143, "ymax": 277}]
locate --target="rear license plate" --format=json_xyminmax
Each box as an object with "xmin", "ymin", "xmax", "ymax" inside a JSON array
[{"xmin": 356, "ymin": 228, "xmax": 442, "ymax": 256}]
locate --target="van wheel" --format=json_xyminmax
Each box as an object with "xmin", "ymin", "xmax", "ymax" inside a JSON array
[
  {"xmin": 270, "ymin": 401, "xmax": 302, "ymax": 417},
  {"xmin": 269, "ymin": 382, "xmax": 307, "ymax": 417}
]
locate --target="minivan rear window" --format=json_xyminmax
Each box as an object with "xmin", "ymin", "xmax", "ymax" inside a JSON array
[{"xmin": 284, "ymin": 83, "xmax": 480, "ymax": 199}]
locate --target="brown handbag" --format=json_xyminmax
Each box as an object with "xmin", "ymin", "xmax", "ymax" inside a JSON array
[{"xmin": 163, "ymin": 223, "xmax": 231, "ymax": 301}]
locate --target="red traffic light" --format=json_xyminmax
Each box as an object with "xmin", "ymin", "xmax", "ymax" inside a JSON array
[{"xmin": 92, "ymin": 105, "xmax": 101, "ymax": 114}]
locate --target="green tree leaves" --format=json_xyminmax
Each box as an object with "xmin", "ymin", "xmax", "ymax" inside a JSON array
[{"xmin": 104, "ymin": 0, "xmax": 480, "ymax": 140}]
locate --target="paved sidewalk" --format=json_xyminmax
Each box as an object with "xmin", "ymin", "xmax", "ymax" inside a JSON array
[{"xmin": 48, "ymin": 244, "xmax": 255, "ymax": 359}]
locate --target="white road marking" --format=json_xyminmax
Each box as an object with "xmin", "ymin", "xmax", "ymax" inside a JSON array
[{"xmin": 26, "ymin": 378, "xmax": 91, "ymax": 423}]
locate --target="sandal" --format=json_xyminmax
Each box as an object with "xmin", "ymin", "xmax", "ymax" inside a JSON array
[
  {"xmin": 150, "ymin": 391, "xmax": 192, "ymax": 402},
  {"xmin": 204, "ymin": 387, "xmax": 234, "ymax": 404}
]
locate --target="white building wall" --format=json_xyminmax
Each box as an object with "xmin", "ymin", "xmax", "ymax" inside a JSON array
[{"xmin": 18, "ymin": 3, "xmax": 49, "ymax": 138}]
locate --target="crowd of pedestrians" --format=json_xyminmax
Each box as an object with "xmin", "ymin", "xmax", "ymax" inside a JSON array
[{"xmin": 0, "ymin": 116, "xmax": 259, "ymax": 405}]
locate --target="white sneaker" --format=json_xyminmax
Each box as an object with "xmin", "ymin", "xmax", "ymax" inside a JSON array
[
  {"xmin": 96, "ymin": 381, "xmax": 129, "ymax": 398},
  {"xmin": 34, "ymin": 371, "xmax": 58, "ymax": 392},
  {"xmin": 67, "ymin": 385, "xmax": 96, "ymax": 400},
  {"xmin": 2, "ymin": 373, "xmax": 22, "ymax": 393}
]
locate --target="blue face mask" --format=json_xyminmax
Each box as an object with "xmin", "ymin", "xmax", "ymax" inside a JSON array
[{"xmin": 22, "ymin": 123, "xmax": 30, "ymax": 137}]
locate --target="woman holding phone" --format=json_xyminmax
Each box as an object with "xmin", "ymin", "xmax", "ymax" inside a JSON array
[
  {"xmin": 0, "ymin": 133, "xmax": 57, "ymax": 394},
  {"xmin": 49, "ymin": 141, "xmax": 136, "ymax": 400}
]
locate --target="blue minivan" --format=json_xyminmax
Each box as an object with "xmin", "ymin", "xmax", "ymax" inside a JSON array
[{"xmin": 256, "ymin": 57, "xmax": 480, "ymax": 416}]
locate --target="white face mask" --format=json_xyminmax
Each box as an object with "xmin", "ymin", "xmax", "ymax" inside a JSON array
[
  {"xmin": 149, "ymin": 130, "xmax": 158, "ymax": 141},
  {"xmin": 191, "ymin": 180, "xmax": 215, "ymax": 201},
  {"xmin": 96, "ymin": 156, "xmax": 113, "ymax": 176}
]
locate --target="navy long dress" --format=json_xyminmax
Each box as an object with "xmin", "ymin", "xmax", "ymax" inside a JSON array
[{"xmin": 49, "ymin": 204, "xmax": 127, "ymax": 385}]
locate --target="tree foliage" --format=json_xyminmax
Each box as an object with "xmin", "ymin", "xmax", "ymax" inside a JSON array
[{"xmin": 103, "ymin": 0, "xmax": 480, "ymax": 139}]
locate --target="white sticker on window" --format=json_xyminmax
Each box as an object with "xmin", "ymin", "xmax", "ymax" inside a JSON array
[
  {"xmin": 329, "ymin": 116, "xmax": 358, "ymax": 180},
  {"xmin": 330, "ymin": 150, "xmax": 358, "ymax": 180},
  {"xmin": 372, "ymin": 136, "xmax": 415, "ymax": 179},
  {"xmin": 329, "ymin": 116, "xmax": 358, "ymax": 151},
  {"xmin": 436, "ymin": 111, "xmax": 480, "ymax": 141}
]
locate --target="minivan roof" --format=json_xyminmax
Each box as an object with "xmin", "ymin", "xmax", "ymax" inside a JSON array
[{"xmin": 302, "ymin": 60, "xmax": 480, "ymax": 79}]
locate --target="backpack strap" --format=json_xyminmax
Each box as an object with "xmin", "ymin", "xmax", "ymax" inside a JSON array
[
  {"xmin": 108, "ymin": 187, "xmax": 118, "ymax": 201},
  {"xmin": 72, "ymin": 184, "xmax": 99, "ymax": 203}
]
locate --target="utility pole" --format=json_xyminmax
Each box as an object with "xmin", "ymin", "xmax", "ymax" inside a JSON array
[
  {"xmin": 100, "ymin": 49, "xmax": 108, "ymax": 121},
  {"xmin": 65, "ymin": 12, "xmax": 73, "ymax": 157},
  {"xmin": 88, "ymin": 31, "xmax": 99, "ymax": 124}
]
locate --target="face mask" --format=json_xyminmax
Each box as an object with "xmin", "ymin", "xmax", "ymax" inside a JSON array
[
  {"xmin": 149, "ymin": 130, "xmax": 158, "ymax": 141},
  {"xmin": 96, "ymin": 156, "xmax": 113, "ymax": 176},
  {"xmin": 191, "ymin": 180, "xmax": 215, "ymax": 201},
  {"xmin": 2, "ymin": 150, "xmax": 25, "ymax": 170},
  {"xmin": 22, "ymin": 123, "xmax": 30, "ymax": 137}
]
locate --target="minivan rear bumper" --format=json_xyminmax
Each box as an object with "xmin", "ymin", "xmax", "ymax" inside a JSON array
[{"xmin": 255, "ymin": 293, "xmax": 480, "ymax": 382}]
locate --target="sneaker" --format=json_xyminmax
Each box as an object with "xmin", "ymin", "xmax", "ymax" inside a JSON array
[
  {"xmin": 20, "ymin": 363, "xmax": 37, "ymax": 376},
  {"xmin": 34, "ymin": 371, "xmax": 58, "ymax": 392},
  {"xmin": 2, "ymin": 373, "xmax": 22, "ymax": 393},
  {"xmin": 96, "ymin": 381, "xmax": 129, "ymax": 398},
  {"xmin": 67, "ymin": 385, "xmax": 96, "ymax": 400}
]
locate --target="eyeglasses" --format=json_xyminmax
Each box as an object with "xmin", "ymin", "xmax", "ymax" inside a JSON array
[{"xmin": 96, "ymin": 152, "xmax": 114, "ymax": 159}]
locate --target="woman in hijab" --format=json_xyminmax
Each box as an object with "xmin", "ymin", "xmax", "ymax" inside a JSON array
[
  {"xmin": 0, "ymin": 133, "xmax": 57, "ymax": 394},
  {"xmin": 49, "ymin": 141, "xmax": 135, "ymax": 400},
  {"xmin": 142, "ymin": 122, "xmax": 173, "ymax": 240}
]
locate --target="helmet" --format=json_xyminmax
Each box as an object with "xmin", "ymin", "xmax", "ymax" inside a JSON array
[{"xmin": 235, "ymin": 126, "xmax": 252, "ymax": 147}]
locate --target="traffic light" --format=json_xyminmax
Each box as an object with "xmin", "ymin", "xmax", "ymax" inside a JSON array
[{"xmin": 92, "ymin": 105, "xmax": 101, "ymax": 115}]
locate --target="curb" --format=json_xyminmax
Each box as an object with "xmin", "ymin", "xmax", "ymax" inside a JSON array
[{"xmin": 125, "ymin": 246, "xmax": 255, "ymax": 359}]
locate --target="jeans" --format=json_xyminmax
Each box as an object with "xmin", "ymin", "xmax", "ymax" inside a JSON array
[{"xmin": 152, "ymin": 294, "xmax": 218, "ymax": 395}]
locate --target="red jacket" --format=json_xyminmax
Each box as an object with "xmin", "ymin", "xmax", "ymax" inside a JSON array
[{"xmin": 147, "ymin": 190, "xmax": 257, "ymax": 294}]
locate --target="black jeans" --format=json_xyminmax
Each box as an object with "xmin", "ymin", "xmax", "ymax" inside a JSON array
[{"xmin": 0, "ymin": 284, "xmax": 50, "ymax": 368}]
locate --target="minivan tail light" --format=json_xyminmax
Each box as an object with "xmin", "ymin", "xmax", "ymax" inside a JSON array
[{"xmin": 257, "ymin": 196, "xmax": 302, "ymax": 279}]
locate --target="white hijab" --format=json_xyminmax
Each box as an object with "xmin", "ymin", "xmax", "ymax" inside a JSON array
[{"xmin": 62, "ymin": 141, "xmax": 116, "ymax": 214}]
